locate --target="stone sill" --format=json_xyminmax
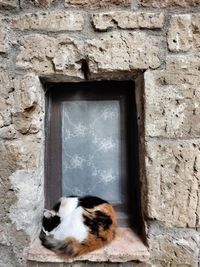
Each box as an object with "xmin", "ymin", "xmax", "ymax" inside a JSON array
[{"xmin": 27, "ymin": 228, "xmax": 150, "ymax": 263}]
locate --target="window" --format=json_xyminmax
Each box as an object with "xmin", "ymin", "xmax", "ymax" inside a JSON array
[{"xmin": 45, "ymin": 81, "xmax": 142, "ymax": 229}]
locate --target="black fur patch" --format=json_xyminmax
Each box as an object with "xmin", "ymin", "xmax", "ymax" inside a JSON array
[
  {"xmin": 95, "ymin": 210, "xmax": 112, "ymax": 230},
  {"xmin": 39, "ymin": 230, "xmax": 55, "ymax": 250},
  {"xmin": 78, "ymin": 196, "xmax": 108, "ymax": 209},
  {"xmin": 83, "ymin": 214, "xmax": 99, "ymax": 236},
  {"xmin": 39, "ymin": 229, "xmax": 46, "ymax": 242},
  {"xmin": 83, "ymin": 210, "xmax": 112, "ymax": 238},
  {"xmin": 52, "ymin": 200, "xmax": 61, "ymax": 212},
  {"xmin": 42, "ymin": 215, "xmax": 61, "ymax": 232},
  {"xmin": 39, "ymin": 230, "xmax": 54, "ymax": 249}
]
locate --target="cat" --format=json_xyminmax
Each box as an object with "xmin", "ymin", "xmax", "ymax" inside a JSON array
[{"xmin": 39, "ymin": 195, "xmax": 117, "ymax": 258}]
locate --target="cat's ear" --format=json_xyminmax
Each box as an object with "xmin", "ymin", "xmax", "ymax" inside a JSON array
[{"xmin": 43, "ymin": 209, "xmax": 56, "ymax": 218}]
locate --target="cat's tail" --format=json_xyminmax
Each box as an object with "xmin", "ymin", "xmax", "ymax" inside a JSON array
[
  {"xmin": 39, "ymin": 230, "xmax": 107, "ymax": 258},
  {"xmin": 39, "ymin": 230, "xmax": 75, "ymax": 257}
]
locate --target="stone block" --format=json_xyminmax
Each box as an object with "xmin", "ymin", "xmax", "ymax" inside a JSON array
[
  {"xmin": 0, "ymin": 70, "xmax": 13, "ymax": 128},
  {"xmin": 167, "ymin": 14, "xmax": 200, "ymax": 51},
  {"xmin": 166, "ymin": 55, "xmax": 200, "ymax": 74},
  {"xmin": 140, "ymin": 0, "xmax": 200, "ymax": 7},
  {"xmin": 0, "ymin": 125, "xmax": 18, "ymax": 140},
  {"xmin": 26, "ymin": 0, "xmax": 54, "ymax": 7},
  {"xmin": 92, "ymin": 11, "xmax": 137, "ymax": 31},
  {"xmin": 137, "ymin": 12, "xmax": 164, "ymax": 29},
  {"xmin": 65, "ymin": 0, "xmax": 130, "ymax": 8},
  {"xmin": 145, "ymin": 140, "xmax": 200, "ymax": 227},
  {"xmin": 92, "ymin": 11, "xmax": 164, "ymax": 31},
  {"xmin": 0, "ymin": 21, "xmax": 7, "ymax": 53},
  {"xmin": 167, "ymin": 14, "xmax": 192, "ymax": 52},
  {"xmin": 11, "ymin": 11, "xmax": 84, "ymax": 32},
  {"xmin": 1, "ymin": 73, "xmax": 44, "ymax": 135},
  {"xmin": 0, "ymin": 108, "xmax": 11, "ymax": 128},
  {"xmin": 150, "ymin": 234, "xmax": 199, "ymax": 266},
  {"xmin": 4, "ymin": 138, "xmax": 43, "ymax": 174},
  {"xmin": 192, "ymin": 14, "xmax": 200, "ymax": 49},
  {"xmin": 12, "ymin": 107, "xmax": 41, "ymax": 134},
  {"xmin": 16, "ymin": 32, "xmax": 161, "ymax": 78},
  {"xmin": 0, "ymin": 0, "xmax": 17, "ymax": 9},
  {"xmin": 16, "ymin": 34, "xmax": 59, "ymax": 76},
  {"xmin": 144, "ymin": 70, "xmax": 200, "ymax": 138},
  {"xmin": 0, "ymin": 71, "xmax": 44, "ymax": 135},
  {"xmin": 86, "ymin": 31, "xmax": 161, "ymax": 77},
  {"xmin": 0, "ymin": 70, "xmax": 11, "ymax": 99},
  {"xmin": 9, "ymin": 75, "xmax": 43, "ymax": 113},
  {"xmin": 16, "ymin": 34, "xmax": 84, "ymax": 79}
]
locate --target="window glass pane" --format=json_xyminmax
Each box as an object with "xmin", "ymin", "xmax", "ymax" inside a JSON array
[{"xmin": 61, "ymin": 100, "xmax": 121, "ymax": 203}]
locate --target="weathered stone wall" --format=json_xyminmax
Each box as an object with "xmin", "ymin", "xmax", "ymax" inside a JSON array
[{"xmin": 0, "ymin": 0, "xmax": 200, "ymax": 266}]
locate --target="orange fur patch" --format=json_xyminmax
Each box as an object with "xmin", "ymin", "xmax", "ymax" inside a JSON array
[
  {"xmin": 45, "ymin": 202, "xmax": 117, "ymax": 258},
  {"xmin": 59, "ymin": 203, "xmax": 117, "ymax": 258}
]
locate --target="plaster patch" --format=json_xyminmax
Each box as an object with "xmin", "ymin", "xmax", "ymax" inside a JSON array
[{"xmin": 9, "ymin": 170, "xmax": 44, "ymax": 240}]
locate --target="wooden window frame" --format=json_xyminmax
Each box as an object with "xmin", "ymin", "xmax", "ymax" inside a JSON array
[{"xmin": 45, "ymin": 81, "xmax": 142, "ymax": 229}]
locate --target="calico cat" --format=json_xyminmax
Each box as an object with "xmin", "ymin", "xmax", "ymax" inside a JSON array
[{"xmin": 39, "ymin": 195, "xmax": 117, "ymax": 258}]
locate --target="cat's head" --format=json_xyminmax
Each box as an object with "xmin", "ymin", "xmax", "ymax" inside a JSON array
[{"xmin": 42, "ymin": 209, "xmax": 61, "ymax": 233}]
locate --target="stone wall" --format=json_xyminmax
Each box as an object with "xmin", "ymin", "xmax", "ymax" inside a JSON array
[{"xmin": 0, "ymin": 0, "xmax": 200, "ymax": 266}]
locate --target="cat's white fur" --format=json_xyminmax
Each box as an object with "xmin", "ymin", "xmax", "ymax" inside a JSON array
[
  {"xmin": 43, "ymin": 197, "xmax": 88, "ymax": 242},
  {"xmin": 57, "ymin": 197, "xmax": 78, "ymax": 218}
]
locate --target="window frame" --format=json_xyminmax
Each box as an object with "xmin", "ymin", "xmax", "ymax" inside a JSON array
[{"xmin": 45, "ymin": 81, "xmax": 141, "ymax": 228}]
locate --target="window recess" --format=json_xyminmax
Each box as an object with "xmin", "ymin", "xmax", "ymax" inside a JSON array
[{"xmin": 45, "ymin": 81, "xmax": 142, "ymax": 229}]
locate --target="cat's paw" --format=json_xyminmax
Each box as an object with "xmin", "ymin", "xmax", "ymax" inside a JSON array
[
  {"xmin": 39, "ymin": 229, "xmax": 46, "ymax": 240},
  {"xmin": 43, "ymin": 209, "xmax": 56, "ymax": 218}
]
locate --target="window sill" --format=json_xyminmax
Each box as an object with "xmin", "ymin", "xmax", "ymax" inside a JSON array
[{"xmin": 27, "ymin": 228, "xmax": 150, "ymax": 263}]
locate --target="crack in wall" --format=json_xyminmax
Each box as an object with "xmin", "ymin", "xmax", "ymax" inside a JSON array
[
  {"xmin": 121, "ymin": 34, "xmax": 131, "ymax": 71},
  {"xmin": 194, "ymin": 155, "xmax": 200, "ymax": 228},
  {"xmin": 81, "ymin": 58, "xmax": 90, "ymax": 80}
]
